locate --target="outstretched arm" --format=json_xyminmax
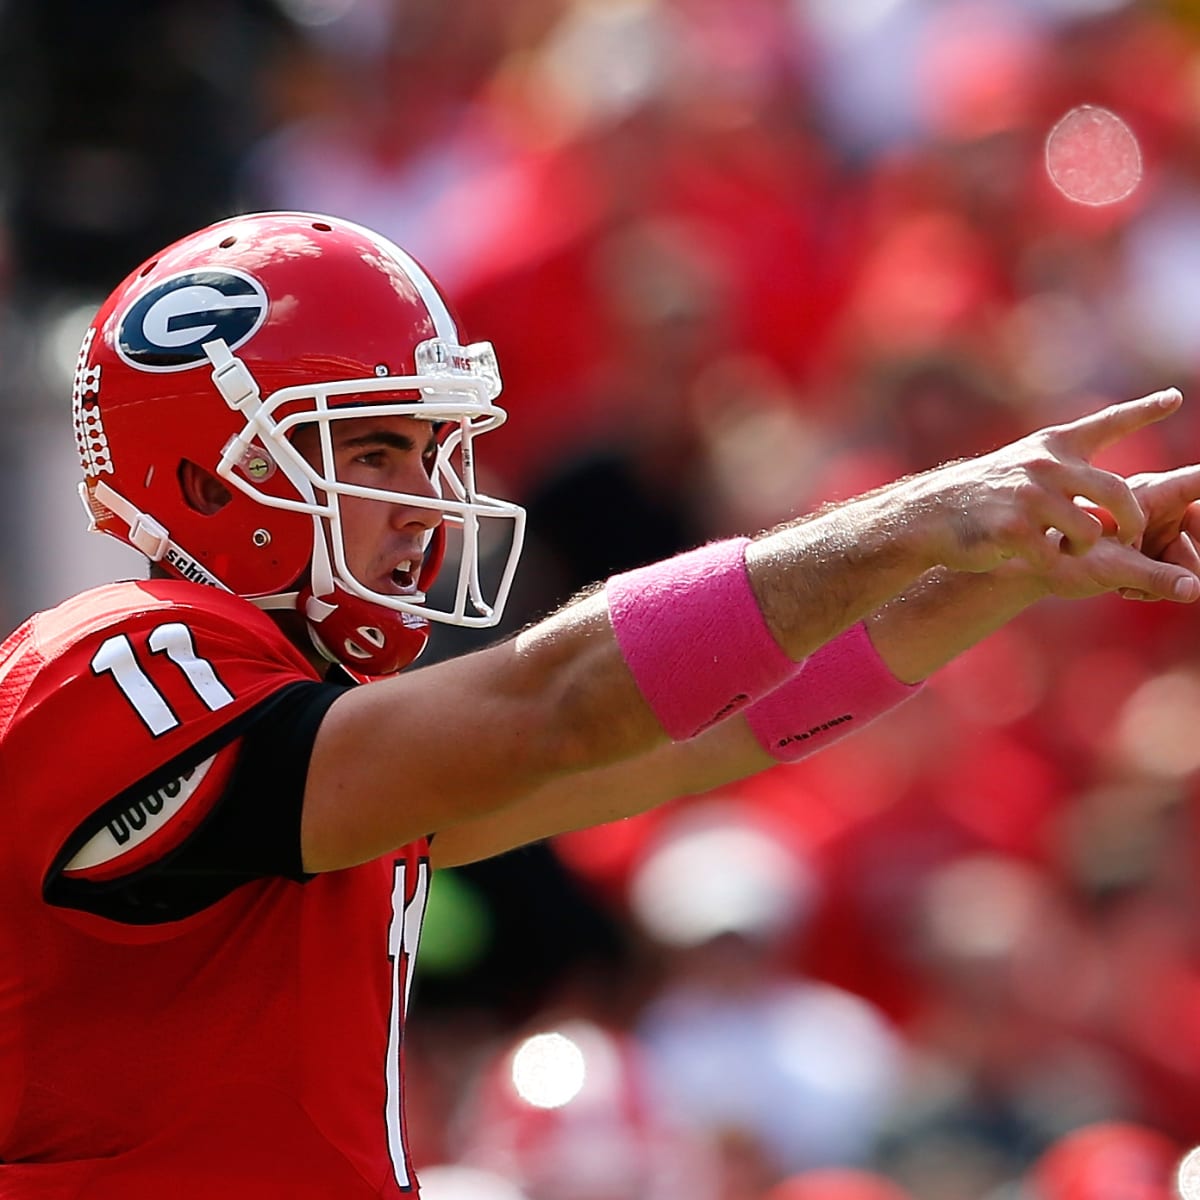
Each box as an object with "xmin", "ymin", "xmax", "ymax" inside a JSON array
[
  {"xmin": 305, "ymin": 391, "xmax": 1200, "ymax": 873},
  {"xmin": 429, "ymin": 453, "xmax": 1200, "ymax": 867}
]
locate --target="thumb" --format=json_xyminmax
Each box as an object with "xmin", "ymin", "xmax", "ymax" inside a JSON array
[{"xmin": 1142, "ymin": 564, "xmax": 1200, "ymax": 603}]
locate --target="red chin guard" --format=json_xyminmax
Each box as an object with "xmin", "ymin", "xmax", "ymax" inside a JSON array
[
  {"xmin": 299, "ymin": 524, "xmax": 445, "ymax": 677},
  {"xmin": 299, "ymin": 583, "xmax": 431, "ymax": 677}
]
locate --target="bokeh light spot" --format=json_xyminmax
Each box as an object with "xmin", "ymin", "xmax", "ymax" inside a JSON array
[
  {"xmin": 1045, "ymin": 104, "xmax": 1143, "ymax": 206},
  {"xmin": 510, "ymin": 1032, "xmax": 587, "ymax": 1109},
  {"xmin": 1178, "ymin": 1145, "xmax": 1200, "ymax": 1199}
]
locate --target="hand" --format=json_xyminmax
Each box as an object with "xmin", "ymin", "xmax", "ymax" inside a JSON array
[
  {"xmin": 911, "ymin": 390, "xmax": 1181, "ymax": 576},
  {"xmin": 1096, "ymin": 464, "xmax": 1200, "ymax": 601},
  {"xmin": 1014, "ymin": 461, "xmax": 1200, "ymax": 603}
]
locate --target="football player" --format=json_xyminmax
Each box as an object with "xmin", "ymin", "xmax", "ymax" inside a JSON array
[{"xmin": 2, "ymin": 211, "xmax": 1200, "ymax": 1197}]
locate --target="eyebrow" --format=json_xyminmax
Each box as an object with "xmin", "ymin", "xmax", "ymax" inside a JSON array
[{"xmin": 335, "ymin": 429, "xmax": 437, "ymax": 455}]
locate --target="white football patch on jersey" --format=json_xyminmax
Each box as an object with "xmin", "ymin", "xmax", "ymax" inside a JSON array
[{"xmin": 64, "ymin": 756, "xmax": 216, "ymax": 872}]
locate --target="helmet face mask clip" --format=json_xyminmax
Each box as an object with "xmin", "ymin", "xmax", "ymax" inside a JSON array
[{"xmin": 74, "ymin": 211, "xmax": 526, "ymax": 676}]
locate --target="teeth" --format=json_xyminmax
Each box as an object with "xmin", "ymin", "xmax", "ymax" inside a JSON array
[{"xmin": 395, "ymin": 560, "xmax": 413, "ymax": 574}]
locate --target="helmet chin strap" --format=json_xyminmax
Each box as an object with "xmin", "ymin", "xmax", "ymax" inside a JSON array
[
  {"xmin": 251, "ymin": 590, "xmax": 303, "ymax": 611},
  {"xmin": 83, "ymin": 438, "xmax": 427, "ymax": 678},
  {"xmin": 291, "ymin": 516, "xmax": 373, "ymax": 664},
  {"xmin": 84, "ymin": 479, "xmax": 316, "ymax": 620},
  {"xmin": 306, "ymin": 515, "xmax": 338, "ymax": 608},
  {"xmin": 82, "ymin": 480, "xmax": 234, "ymax": 592}
]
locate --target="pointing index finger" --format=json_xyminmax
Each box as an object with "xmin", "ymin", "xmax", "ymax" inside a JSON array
[{"xmin": 1054, "ymin": 389, "xmax": 1183, "ymax": 456}]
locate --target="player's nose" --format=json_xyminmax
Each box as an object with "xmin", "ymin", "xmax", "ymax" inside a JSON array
[{"xmin": 388, "ymin": 463, "xmax": 444, "ymax": 532}]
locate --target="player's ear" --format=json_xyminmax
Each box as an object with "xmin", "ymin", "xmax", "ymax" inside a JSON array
[{"xmin": 178, "ymin": 459, "xmax": 232, "ymax": 515}]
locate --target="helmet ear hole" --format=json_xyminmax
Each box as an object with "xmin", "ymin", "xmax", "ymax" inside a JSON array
[{"xmin": 178, "ymin": 459, "xmax": 233, "ymax": 516}]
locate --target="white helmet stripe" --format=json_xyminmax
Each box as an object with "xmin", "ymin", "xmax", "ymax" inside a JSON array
[{"xmin": 326, "ymin": 214, "xmax": 460, "ymax": 345}]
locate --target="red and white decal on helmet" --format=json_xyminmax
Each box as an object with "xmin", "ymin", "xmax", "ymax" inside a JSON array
[{"xmin": 73, "ymin": 327, "xmax": 111, "ymax": 477}]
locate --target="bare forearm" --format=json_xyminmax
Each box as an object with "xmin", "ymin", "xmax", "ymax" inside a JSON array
[
  {"xmin": 433, "ymin": 569, "xmax": 1050, "ymax": 867},
  {"xmin": 431, "ymin": 714, "xmax": 771, "ymax": 868},
  {"xmin": 865, "ymin": 563, "xmax": 1049, "ymax": 684},
  {"xmin": 745, "ymin": 486, "xmax": 940, "ymax": 662}
]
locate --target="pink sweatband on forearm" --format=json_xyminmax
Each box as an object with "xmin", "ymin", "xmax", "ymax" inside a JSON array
[
  {"xmin": 746, "ymin": 620, "xmax": 922, "ymax": 761},
  {"xmin": 606, "ymin": 538, "xmax": 796, "ymax": 740}
]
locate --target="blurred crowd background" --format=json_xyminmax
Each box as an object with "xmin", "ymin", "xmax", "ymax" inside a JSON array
[{"xmin": 8, "ymin": 0, "xmax": 1200, "ymax": 1196}]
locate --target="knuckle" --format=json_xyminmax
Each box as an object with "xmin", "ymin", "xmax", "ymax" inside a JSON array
[
  {"xmin": 991, "ymin": 510, "xmax": 1027, "ymax": 543},
  {"xmin": 1009, "ymin": 477, "xmax": 1043, "ymax": 509},
  {"xmin": 1020, "ymin": 457, "xmax": 1054, "ymax": 485}
]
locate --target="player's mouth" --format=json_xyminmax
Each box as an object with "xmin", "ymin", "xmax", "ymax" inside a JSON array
[{"xmin": 388, "ymin": 558, "xmax": 420, "ymax": 595}]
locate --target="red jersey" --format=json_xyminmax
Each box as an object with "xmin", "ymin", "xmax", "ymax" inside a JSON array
[{"xmin": 0, "ymin": 581, "xmax": 431, "ymax": 1198}]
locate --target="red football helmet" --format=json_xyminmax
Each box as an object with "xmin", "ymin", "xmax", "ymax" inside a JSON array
[{"xmin": 73, "ymin": 211, "xmax": 525, "ymax": 674}]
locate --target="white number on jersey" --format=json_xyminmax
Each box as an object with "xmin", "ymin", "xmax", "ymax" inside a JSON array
[
  {"xmin": 91, "ymin": 622, "xmax": 235, "ymax": 736},
  {"xmin": 385, "ymin": 857, "xmax": 430, "ymax": 1191}
]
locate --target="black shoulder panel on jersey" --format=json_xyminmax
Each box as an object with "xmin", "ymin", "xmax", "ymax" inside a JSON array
[{"xmin": 43, "ymin": 678, "xmax": 349, "ymax": 925}]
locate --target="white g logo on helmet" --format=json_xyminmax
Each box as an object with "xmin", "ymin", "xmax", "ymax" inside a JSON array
[{"xmin": 117, "ymin": 269, "xmax": 269, "ymax": 373}]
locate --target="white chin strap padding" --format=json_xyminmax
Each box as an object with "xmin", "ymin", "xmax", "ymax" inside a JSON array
[
  {"xmin": 308, "ymin": 515, "xmax": 337, "ymax": 600},
  {"xmin": 90, "ymin": 480, "xmax": 170, "ymax": 559},
  {"xmin": 305, "ymin": 594, "xmax": 337, "ymax": 622}
]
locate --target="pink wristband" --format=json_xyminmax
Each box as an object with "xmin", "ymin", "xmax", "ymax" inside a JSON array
[
  {"xmin": 606, "ymin": 538, "xmax": 795, "ymax": 740},
  {"xmin": 746, "ymin": 621, "xmax": 922, "ymax": 761}
]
